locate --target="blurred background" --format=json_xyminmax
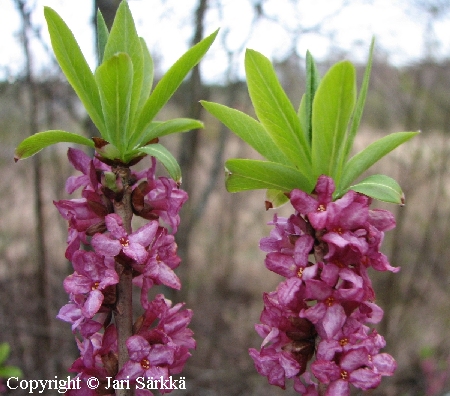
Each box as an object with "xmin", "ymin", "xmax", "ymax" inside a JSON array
[{"xmin": 1, "ymin": 0, "xmax": 450, "ymax": 395}]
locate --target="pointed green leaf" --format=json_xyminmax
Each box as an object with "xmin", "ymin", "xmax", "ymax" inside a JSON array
[
  {"xmin": 96, "ymin": 10, "xmax": 109, "ymax": 64},
  {"xmin": 135, "ymin": 29, "xmax": 219, "ymax": 136},
  {"xmin": 201, "ymin": 101, "xmax": 290, "ymax": 164},
  {"xmin": 312, "ymin": 60, "xmax": 356, "ymax": 178},
  {"xmin": 245, "ymin": 49, "xmax": 311, "ymax": 168},
  {"xmin": 0, "ymin": 365, "xmax": 23, "ymax": 378},
  {"xmin": 137, "ymin": 38, "xmax": 154, "ymax": 111},
  {"xmin": 14, "ymin": 131, "xmax": 94, "ymax": 161},
  {"xmin": 225, "ymin": 159, "xmax": 315, "ymax": 193},
  {"xmin": 95, "ymin": 53, "xmax": 133, "ymax": 153},
  {"xmin": 298, "ymin": 94, "xmax": 307, "ymax": 141},
  {"xmin": 266, "ymin": 189, "xmax": 289, "ymax": 208},
  {"xmin": 135, "ymin": 118, "xmax": 203, "ymax": 148},
  {"xmin": 338, "ymin": 131, "xmax": 418, "ymax": 194},
  {"xmin": 301, "ymin": 50, "xmax": 321, "ymax": 145},
  {"xmin": 44, "ymin": 7, "xmax": 106, "ymax": 135},
  {"xmin": 0, "ymin": 343, "xmax": 10, "ymax": 365},
  {"xmin": 137, "ymin": 144, "xmax": 181, "ymax": 182},
  {"xmin": 341, "ymin": 38, "xmax": 375, "ymax": 169},
  {"xmin": 348, "ymin": 174, "xmax": 405, "ymax": 204},
  {"xmin": 103, "ymin": 0, "xmax": 143, "ymax": 137}
]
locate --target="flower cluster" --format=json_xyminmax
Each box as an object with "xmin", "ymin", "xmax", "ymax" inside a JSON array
[
  {"xmin": 249, "ymin": 175, "xmax": 397, "ymax": 395},
  {"xmin": 55, "ymin": 148, "xmax": 194, "ymax": 395}
]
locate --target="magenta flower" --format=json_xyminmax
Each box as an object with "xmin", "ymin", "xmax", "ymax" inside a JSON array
[
  {"xmin": 264, "ymin": 234, "xmax": 314, "ymax": 278},
  {"xmin": 57, "ymin": 298, "xmax": 103, "ymax": 338},
  {"xmin": 249, "ymin": 347, "xmax": 301, "ymax": 389},
  {"xmin": 63, "ymin": 250, "xmax": 119, "ymax": 318},
  {"xmin": 251, "ymin": 176, "xmax": 398, "ymax": 394},
  {"xmin": 131, "ymin": 158, "xmax": 188, "ymax": 233},
  {"xmin": 70, "ymin": 325, "xmax": 118, "ymax": 379},
  {"xmin": 134, "ymin": 294, "xmax": 196, "ymax": 374},
  {"xmin": 65, "ymin": 148, "xmax": 102, "ymax": 194},
  {"xmin": 92, "ymin": 214, "xmax": 158, "ymax": 264},
  {"xmin": 301, "ymin": 268, "xmax": 365, "ymax": 339},
  {"xmin": 293, "ymin": 373, "xmax": 319, "ymax": 395},
  {"xmin": 260, "ymin": 213, "xmax": 308, "ymax": 252},
  {"xmin": 117, "ymin": 335, "xmax": 173, "ymax": 380},
  {"xmin": 290, "ymin": 175, "xmax": 335, "ymax": 229},
  {"xmin": 312, "ymin": 347, "xmax": 384, "ymax": 394}
]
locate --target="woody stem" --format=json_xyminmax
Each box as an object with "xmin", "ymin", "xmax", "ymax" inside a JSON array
[{"xmin": 113, "ymin": 166, "xmax": 134, "ymax": 396}]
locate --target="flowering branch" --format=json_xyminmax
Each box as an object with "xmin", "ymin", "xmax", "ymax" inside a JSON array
[
  {"xmin": 203, "ymin": 42, "xmax": 417, "ymax": 395},
  {"xmin": 14, "ymin": 1, "xmax": 218, "ymax": 395},
  {"xmin": 112, "ymin": 166, "xmax": 134, "ymax": 373}
]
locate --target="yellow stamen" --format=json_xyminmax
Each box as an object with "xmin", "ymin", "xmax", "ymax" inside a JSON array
[
  {"xmin": 340, "ymin": 370, "xmax": 349, "ymax": 380},
  {"xmin": 140, "ymin": 358, "xmax": 150, "ymax": 370}
]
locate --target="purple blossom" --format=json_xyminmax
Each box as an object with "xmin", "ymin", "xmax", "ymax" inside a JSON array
[
  {"xmin": 251, "ymin": 175, "xmax": 398, "ymax": 393},
  {"xmin": 264, "ymin": 234, "xmax": 314, "ymax": 278},
  {"xmin": 132, "ymin": 157, "xmax": 188, "ymax": 233},
  {"xmin": 92, "ymin": 214, "xmax": 158, "ymax": 264},
  {"xmin": 249, "ymin": 347, "xmax": 301, "ymax": 389},
  {"xmin": 135, "ymin": 294, "xmax": 196, "ymax": 374},
  {"xmin": 312, "ymin": 347, "xmax": 383, "ymax": 394},
  {"xmin": 63, "ymin": 250, "xmax": 118, "ymax": 318},
  {"xmin": 57, "ymin": 297, "xmax": 104, "ymax": 338},
  {"xmin": 69, "ymin": 325, "xmax": 118, "ymax": 380},
  {"xmin": 117, "ymin": 335, "xmax": 173, "ymax": 380}
]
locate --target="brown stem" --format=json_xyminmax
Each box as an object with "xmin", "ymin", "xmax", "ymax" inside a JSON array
[
  {"xmin": 113, "ymin": 166, "xmax": 134, "ymax": 396},
  {"xmin": 318, "ymin": 383, "xmax": 327, "ymax": 396}
]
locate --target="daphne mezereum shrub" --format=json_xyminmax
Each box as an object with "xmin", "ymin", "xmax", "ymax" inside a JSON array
[
  {"xmin": 202, "ymin": 45, "xmax": 417, "ymax": 395},
  {"xmin": 15, "ymin": 1, "xmax": 217, "ymax": 395}
]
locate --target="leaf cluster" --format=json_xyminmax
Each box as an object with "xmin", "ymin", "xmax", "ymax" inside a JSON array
[
  {"xmin": 202, "ymin": 41, "xmax": 417, "ymax": 205},
  {"xmin": 14, "ymin": 1, "xmax": 218, "ymax": 182},
  {"xmin": 0, "ymin": 343, "xmax": 22, "ymax": 379}
]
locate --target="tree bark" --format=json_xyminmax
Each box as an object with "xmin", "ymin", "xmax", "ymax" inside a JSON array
[
  {"xmin": 113, "ymin": 166, "xmax": 134, "ymax": 396},
  {"xmin": 15, "ymin": 0, "xmax": 53, "ymax": 379}
]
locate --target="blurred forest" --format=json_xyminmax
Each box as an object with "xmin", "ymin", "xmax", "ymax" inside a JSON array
[{"xmin": 1, "ymin": 0, "xmax": 450, "ymax": 395}]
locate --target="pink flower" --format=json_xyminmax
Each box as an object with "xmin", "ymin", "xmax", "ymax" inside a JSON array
[
  {"xmin": 249, "ymin": 347, "xmax": 301, "ymax": 389},
  {"xmin": 117, "ymin": 335, "xmax": 173, "ymax": 380},
  {"xmin": 134, "ymin": 294, "xmax": 196, "ymax": 374},
  {"xmin": 290, "ymin": 175, "xmax": 335, "ymax": 229},
  {"xmin": 312, "ymin": 348, "xmax": 382, "ymax": 394},
  {"xmin": 92, "ymin": 214, "xmax": 158, "ymax": 264},
  {"xmin": 265, "ymin": 234, "xmax": 314, "ymax": 278},
  {"xmin": 63, "ymin": 250, "xmax": 118, "ymax": 318}
]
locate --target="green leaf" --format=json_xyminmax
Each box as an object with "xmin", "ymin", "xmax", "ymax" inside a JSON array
[
  {"xmin": 137, "ymin": 38, "xmax": 154, "ymax": 112},
  {"xmin": 312, "ymin": 60, "xmax": 356, "ymax": 178},
  {"xmin": 338, "ymin": 131, "xmax": 418, "ymax": 195},
  {"xmin": 348, "ymin": 174, "xmax": 405, "ymax": 204},
  {"xmin": 225, "ymin": 159, "xmax": 315, "ymax": 193},
  {"xmin": 201, "ymin": 101, "xmax": 290, "ymax": 164},
  {"xmin": 137, "ymin": 144, "xmax": 182, "ymax": 182},
  {"xmin": 0, "ymin": 366, "xmax": 23, "ymax": 379},
  {"xmin": 0, "ymin": 343, "xmax": 10, "ymax": 365},
  {"xmin": 136, "ymin": 118, "xmax": 203, "ymax": 147},
  {"xmin": 341, "ymin": 38, "xmax": 375, "ymax": 171},
  {"xmin": 96, "ymin": 10, "xmax": 109, "ymax": 64},
  {"xmin": 95, "ymin": 53, "xmax": 133, "ymax": 154},
  {"xmin": 134, "ymin": 29, "xmax": 219, "ymax": 136},
  {"xmin": 245, "ymin": 49, "xmax": 311, "ymax": 168},
  {"xmin": 301, "ymin": 50, "xmax": 321, "ymax": 145},
  {"xmin": 103, "ymin": 1, "xmax": 143, "ymax": 136},
  {"xmin": 14, "ymin": 131, "xmax": 95, "ymax": 161},
  {"xmin": 265, "ymin": 189, "xmax": 289, "ymax": 208},
  {"xmin": 44, "ymin": 7, "xmax": 106, "ymax": 135}
]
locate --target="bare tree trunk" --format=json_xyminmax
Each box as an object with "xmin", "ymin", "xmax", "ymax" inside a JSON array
[
  {"xmin": 94, "ymin": 0, "xmax": 122, "ymax": 30},
  {"xmin": 175, "ymin": 0, "xmax": 209, "ymax": 298},
  {"xmin": 14, "ymin": 0, "xmax": 53, "ymax": 379}
]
